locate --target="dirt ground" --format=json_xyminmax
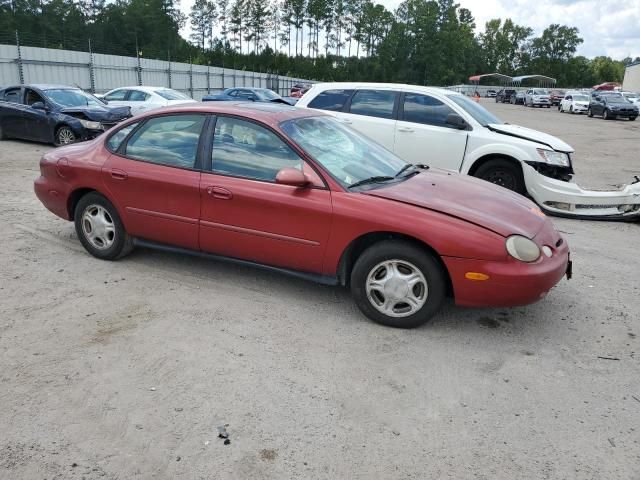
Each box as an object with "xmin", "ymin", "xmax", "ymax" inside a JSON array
[{"xmin": 1, "ymin": 99, "xmax": 639, "ymax": 479}]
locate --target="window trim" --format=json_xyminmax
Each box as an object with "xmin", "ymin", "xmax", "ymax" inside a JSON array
[
  {"xmin": 206, "ymin": 113, "xmax": 329, "ymax": 190},
  {"xmin": 108, "ymin": 112, "xmax": 210, "ymax": 172},
  {"xmin": 344, "ymin": 89, "xmax": 400, "ymax": 120},
  {"xmin": 127, "ymin": 90, "xmax": 149, "ymax": 102},
  {"xmin": 398, "ymin": 91, "xmax": 460, "ymax": 129}
]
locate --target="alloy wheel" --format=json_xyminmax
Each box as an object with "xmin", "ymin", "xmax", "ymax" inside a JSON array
[
  {"xmin": 365, "ymin": 259, "xmax": 428, "ymax": 318},
  {"xmin": 57, "ymin": 127, "xmax": 76, "ymax": 145}
]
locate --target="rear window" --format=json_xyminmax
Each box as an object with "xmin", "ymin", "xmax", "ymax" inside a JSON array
[
  {"xmin": 155, "ymin": 89, "xmax": 191, "ymax": 101},
  {"xmin": 307, "ymin": 89, "xmax": 353, "ymax": 112}
]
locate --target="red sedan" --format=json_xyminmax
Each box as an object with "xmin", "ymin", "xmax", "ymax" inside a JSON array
[{"xmin": 34, "ymin": 103, "xmax": 571, "ymax": 328}]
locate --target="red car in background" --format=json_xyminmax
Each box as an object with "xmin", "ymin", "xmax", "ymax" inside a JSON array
[
  {"xmin": 549, "ymin": 89, "xmax": 566, "ymax": 106},
  {"xmin": 34, "ymin": 103, "xmax": 570, "ymax": 328},
  {"xmin": 290, "ymin": 83, "xmax": 311, "ymax": 98}
]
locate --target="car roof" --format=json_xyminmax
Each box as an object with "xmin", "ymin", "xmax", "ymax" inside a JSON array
[
  {"xmin": 108, "ymin": 86, "xmax": 171, "ymax": 93},
  {"xmin": 309, "ymin": 82, "xmax": 459, "ymax": 96},
  {"xmin": 5, "ymin": 84, "xmax": 77, "ymax": 91},
  {"xmin": 133, "ymin": 101, "xmax": 326, "ymax": 126}
]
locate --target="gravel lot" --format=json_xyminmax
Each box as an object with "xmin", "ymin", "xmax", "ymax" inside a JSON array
[{"xmin": 1, "ymin": 99, "xmax": 639, "ymax": 479}]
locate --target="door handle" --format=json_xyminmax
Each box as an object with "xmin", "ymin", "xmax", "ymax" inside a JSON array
[
  {"xmin": 339, "ymin": 119, "xmax": 352, "ymax": 124},
  {"xmin": 111, "ymin": 168, "xmax": 128, "ymax": 180},
  {"xmin": 206, "ymin": 186, "xmax": 233, "ymax": 200},
  {"xmin": 398, "ymin": 126, "xmax": 414, "ymax": 133}
]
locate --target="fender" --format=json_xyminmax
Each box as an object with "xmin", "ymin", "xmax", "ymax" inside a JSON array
[{"xmin": 460, "ymin": 140, "xmax": 544, "ymax": 175}]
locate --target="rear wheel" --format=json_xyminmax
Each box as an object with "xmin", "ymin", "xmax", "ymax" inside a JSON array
[
  {"xmin": 55, "ymin": 125, "xmax": 76, "ymax": 146},
  {"xmin": 74, "ymin": 192, "xmax": 134, "ymax": 260},
  {"xmin": 474, "ymin": 158, "xmax": 526, "ymax": 195},
  {"xmin": 350, "ymin": 241, "xmax": 446, "ymax": 328}
]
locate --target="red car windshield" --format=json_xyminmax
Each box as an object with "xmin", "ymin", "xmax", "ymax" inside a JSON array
[{"xmin": 281, "ymin": 116, "xmax": 406, "ymax": 188}]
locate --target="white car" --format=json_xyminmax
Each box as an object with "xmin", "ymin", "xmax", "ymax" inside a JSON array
[
  {"xmin": 98, "ymin": 86, "xmax": 196, "ymax": 115},
  {"xmin": 621, "ymin": 92, "xmax": 640, "ymax": 106},
  {"xmin": 524, "ymin": 88, "xmax": 551, "ymax": 108},
  {"xmin": 559, "ymin": 92, "xmax": 590, "ymax": 114},
  {"xmin": 296, "ymin": 82, "xmax": 640, "ymax": 220}
]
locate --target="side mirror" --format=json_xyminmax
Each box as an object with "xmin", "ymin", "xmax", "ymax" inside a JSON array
[
  {"xmin": 445, "ymin": 113, "xmax": 469, "ymax": 130},
  {"xmin": 31, "ymin": 101, "xmax": 47, "ymax": 111},
  {"xmin": 276, "ymin": 168, "xmax": 310, "ymax": 187}
]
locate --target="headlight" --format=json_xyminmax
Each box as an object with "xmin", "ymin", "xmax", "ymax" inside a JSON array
[
  {"xmin": 506, "ymin": 235, "xmax": 540, "ymax": 263},
  {"xmin": 536, "ymin": 149, "xmax": 570, "ymax": 167},
  {"xmin": 78, "ymin": 119, "xmax": 103, "ymax": 130}
]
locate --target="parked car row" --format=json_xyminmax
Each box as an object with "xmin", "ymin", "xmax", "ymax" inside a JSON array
[{"xmin": 494, "ymin": 86, "xmax": 638, "ymax": 121}]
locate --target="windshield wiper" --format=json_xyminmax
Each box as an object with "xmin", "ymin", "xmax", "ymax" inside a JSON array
[
  {"xmin": 395, "ymin": 163, "xmax": 428, "ymax": 178},
  {"xmin": 348, "ymin": 176, "xmax": 395, "ymax": 189}
]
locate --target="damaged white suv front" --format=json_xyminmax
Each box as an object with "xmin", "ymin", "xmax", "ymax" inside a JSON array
[{"xmin": 296, "ymin": 83, "xmax": 640, "ymax": 221}]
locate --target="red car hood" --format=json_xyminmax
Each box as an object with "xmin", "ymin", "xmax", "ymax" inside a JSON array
[{"xmin": 364, "ymin": 169, "xmax": 546, "ymax": 238}]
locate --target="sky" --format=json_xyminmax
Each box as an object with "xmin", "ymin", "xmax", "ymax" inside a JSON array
[{"xmin": 179, "ymin": 0, "xmax": 640, "ymax": 60}]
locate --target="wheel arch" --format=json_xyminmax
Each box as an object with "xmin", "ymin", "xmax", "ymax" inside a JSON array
[
  {"xmin": 67, "ymin": 188, "xmax": 98, "ymax": 219},
  {"xmin": 467, "ymin": 153, "xmax": 523, "ymax": 177},
  {"xmin": 336, "ymin": 231, "xmax": 453, "ymax": 297}
]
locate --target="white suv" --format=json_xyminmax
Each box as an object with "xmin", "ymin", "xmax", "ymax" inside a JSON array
[{"xmin": 296, "ymin": 82, "xmax": 640, "ymax": 219}]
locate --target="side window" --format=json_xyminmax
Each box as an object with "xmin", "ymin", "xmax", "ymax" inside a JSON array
[
  {"xmin": 106, "ymin": 122, "xmax": 139, "ymax": 152},
  {"xmin": 212, "ymin": 116, "xmax": 303, "ymax": 182},
  {"xmin": 124, "ymin": 115, "xmax": 205, "ymax": 168},
  {"xmin": 3, "ymin": 88, "xmax": 22, "ymax": 103},
  {"xmin": 565, "ymin": 96, "xmax": 572, "ymax": 101},
  {"xmin": 348, "ymin": 90, "xmax": 396, "ymax": 119},
  {"xmin": 105, "ymin": 89, "xmax": 127, "ymax": 101},
  {"xmin": 128, "ymin": 90, "xmax": 149, "ymax": 102},
  {"xmin": 227, "ymin": 90, "xmax": 238, "ymax": 97},
  {"xmin": 307, "ymin": 89, "xmax": 354, "ymax": 112},
  {"xmin": 236, "ymin": 90, "xmax": 254, "ymax": 99},
  {"xmin": 401, "ymin": 93, "xmax": 456, "ymax": 128},
  {"xmin": 25, "ymin": 89, "xmax": 45, "ymax": 106}
]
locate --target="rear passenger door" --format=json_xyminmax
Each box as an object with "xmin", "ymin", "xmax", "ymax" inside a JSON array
[
  {"xmin": 394, "ymin": 92, "xmax": 468, "ymax": 170},
  {"xmin": 0, "ymin": 87, "xmax": 26, "ymax": 138},
  {"xmin": 102, "ymin": 114, "xmax": 207, "ymax": 250},
  {"xmin": 338, "ymin": 89, "xmax": 398, "ymax": 151}
]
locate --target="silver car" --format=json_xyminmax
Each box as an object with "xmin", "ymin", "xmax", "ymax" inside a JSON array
[{"xmin": 524, "ymin": 88, "xmax": 551, "ymax": 108}]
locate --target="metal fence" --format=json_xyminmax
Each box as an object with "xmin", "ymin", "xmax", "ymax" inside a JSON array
[{"xmin": 0, "ymin": 43, "xmax": 313, "ymax": 100}]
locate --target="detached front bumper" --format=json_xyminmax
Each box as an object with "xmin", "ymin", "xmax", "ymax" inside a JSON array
[{"xmin": 523, "ymin": 163, "xmax": 640, "ymax": 220}]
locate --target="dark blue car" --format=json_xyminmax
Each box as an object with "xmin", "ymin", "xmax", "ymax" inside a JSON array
[
  {"xmin": 202, "ymin": 87, "xmax": 296, "ymax": 105},
  {"xmin": 0, "ymin": 84, "xmax": 131, "ymax": 145}
]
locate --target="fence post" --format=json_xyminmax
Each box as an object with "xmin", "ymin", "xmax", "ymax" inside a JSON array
[
  {"xmin": 221, "ymin": 67, "xmax": 225, "ymax": 90},
  {"xmin": 207, "ymin": 65, "xmax": 210, "ymax": 95},
  {"xmin": 88, "ymin": 39, "xmax": 96, "ymax": 94},
  {"xmin": 167, "ymin": 53, "xmax": 172, "ymax": 89},
  {"xmin": 15, "ymin": 30, "xmax": 24, "ymax": 85},
  {"xmin": 136, "ymin": 49, "xmax": 142, "ymax": 86},
  {"xmin": 189, "ymin": 60, "xmax": 194, "ymax": 98}
]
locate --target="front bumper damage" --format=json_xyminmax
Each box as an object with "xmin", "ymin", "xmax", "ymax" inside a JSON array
[{"xmin": 522, "ymin": 162, "xmax": 640, "ymax": 220}]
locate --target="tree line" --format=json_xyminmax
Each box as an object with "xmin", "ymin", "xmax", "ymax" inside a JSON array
[{"xmin": 1, "ymin": 0, "xmax": 637, "ymax": 87}]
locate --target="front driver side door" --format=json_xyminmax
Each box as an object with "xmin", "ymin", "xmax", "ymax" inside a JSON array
[
  {"xmin": 394, "ymin": 92, "xmax": 468, "ymax": 171},
  {"xmin": 199, "ymin": 115, "xmax": 332, "ymax": 273}
]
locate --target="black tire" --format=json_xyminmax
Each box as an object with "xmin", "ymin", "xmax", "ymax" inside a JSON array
[
  {"xmin": 588, "ymin": 108, "xmax": 593, "ymax": 117},
  {"xmin": 569, "ymin": 106, "xmax": 574, "ymax": 114},
  {"xmin": 630, "ymin": 116, "xmax": 637, "ymax": 122},
  {"xmin": 473, "ymin": 158, "xmax": 526, "ymax": 195},
  {"xmin": 350, "ymin": 240, "xmax": 446, "ymax": 329},
  {"xmin": 55, "ymin": 125, "xmax": 76, "ymax": 146},
  {"xmin": 0, "ymin": 124, "xmax": 5, "ymax": 140},
  {"xmin": 603, "ymin": 109, "xmax": 611, "ymax": 120},
  {"xmin": 74, "ymin": 192, "xmax": 134, "ymax": 260}
]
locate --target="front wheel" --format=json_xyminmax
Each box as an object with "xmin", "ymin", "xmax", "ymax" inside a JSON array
[
  {"xmin": 588, "ymin": 108, "xmax": 593, "ymax": 117},
  {"xmin": 603, "ymin": 109, "xmax": 610, "ymax": 120},
  {"xmin": 630, "ymin": 116, "xmax": 637, "ymax": 122},
  {"xmin": 474, "ymin": 158, "xmax": 526, "ymax": 195},
  {"xmin": 569, "ymin": 106, "xmax": 573, "ymax": 114},
  {"xmin": 55, "ymin": 125, "xmax": 76, "ymax": 146},
  {"xmin": 351, "ymin": 241, "xmax": 446, "ymax": 328},
  {"xmin": 74, "ymin": 192, "xmax": 134, "ymax": 260}
]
